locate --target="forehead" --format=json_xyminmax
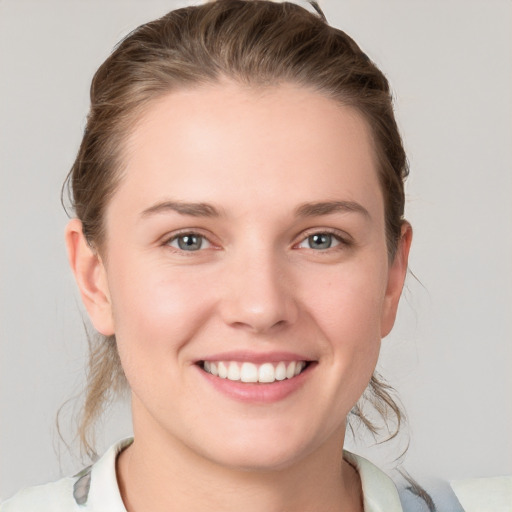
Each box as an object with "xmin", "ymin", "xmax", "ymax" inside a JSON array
[{"xmin": 114, "ymin": 82, "xmax": 382, "ymax": 220}]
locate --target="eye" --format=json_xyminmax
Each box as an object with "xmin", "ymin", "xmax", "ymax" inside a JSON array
[
  {"xmin": 167, "ymin": 233, "xmax": 211, "ymax": 251},
  {"xmin": 297, "ymin": 232, "xmax": 341, "ymax": 250}
]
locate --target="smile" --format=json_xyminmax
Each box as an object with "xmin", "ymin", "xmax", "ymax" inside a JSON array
[{"xmin": 201, "ymin": 360, "xmax": 308, "ymax": 383}]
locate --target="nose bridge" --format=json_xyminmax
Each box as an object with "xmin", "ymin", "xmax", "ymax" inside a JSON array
[{"xmin": 219, "ymin": 239, "xmax": 297, "ymax": 332}]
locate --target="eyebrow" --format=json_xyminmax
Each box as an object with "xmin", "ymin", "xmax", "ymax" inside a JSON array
[
  {"xmin": 140, "ymin": 199, "xmax": 370, "ymax": 220},
  {"xmin": 294, "ymin": 201, "xmax": 370, "ymax": 219},
  {"xmin": 141, "ymin": 201, "xmax": 222, "ymax": 218}
]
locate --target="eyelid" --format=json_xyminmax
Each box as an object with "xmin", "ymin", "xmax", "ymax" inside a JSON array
[
  {"xmin": 162, "ymin": 228, "xmax": 218, "ymax": 251},
  {"xmin": 159, "ymin": 227, "xmax": 353, "ymax": 252},
  {"xmin": 294, "ymin": 228, "xmax": 353, "ymax": 249}
]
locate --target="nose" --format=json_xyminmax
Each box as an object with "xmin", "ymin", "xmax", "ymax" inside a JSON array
[{"xmin": 218, "ymin": 248, "xmax": 298, "ymax": 334}]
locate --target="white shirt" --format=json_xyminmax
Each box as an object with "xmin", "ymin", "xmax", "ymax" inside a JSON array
[{"xmin": 1, "ymin": 438, "xmax": 404, "ymax": 511}]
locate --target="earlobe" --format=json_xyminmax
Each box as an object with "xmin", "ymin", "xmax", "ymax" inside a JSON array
[
  {"xmin": 380, "ymin": 222, "xmax": 413, "ymax": 338},
  {"xmin": 65, "ymin": 219, "xmax": 115, "ymax": 336}
]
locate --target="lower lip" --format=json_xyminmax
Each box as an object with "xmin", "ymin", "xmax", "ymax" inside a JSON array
[{"xmin": 196, "ymin": 363, "xmax": 315, "ymax": 403}]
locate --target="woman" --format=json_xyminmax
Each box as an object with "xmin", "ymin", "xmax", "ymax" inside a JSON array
[{"xmin": 2, "ymin": 1, "xmax": 426, "ymax": 510}]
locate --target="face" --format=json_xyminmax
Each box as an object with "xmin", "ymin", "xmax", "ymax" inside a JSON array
[{"xmin": 69, "ymin": 82, "xmax": 410, "ymax": 471}]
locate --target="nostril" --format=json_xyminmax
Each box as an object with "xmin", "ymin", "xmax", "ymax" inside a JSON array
[{"xmin": 228, "ymin": 320, "xmax": 288, "ymax": 334}]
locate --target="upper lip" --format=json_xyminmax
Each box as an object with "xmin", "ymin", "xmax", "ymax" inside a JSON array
[{"xmin": 195, "ymin": 351, "xmax": 315, "ymax": 364}]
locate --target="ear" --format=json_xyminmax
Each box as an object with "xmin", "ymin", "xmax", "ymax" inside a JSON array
[
  {"xmin": 65, "ymin": 218, "xmax": 115, "ymax": 336},
  {"xmin": 380, "ymin": 222, "xmax": 413, "ymax": 338}
]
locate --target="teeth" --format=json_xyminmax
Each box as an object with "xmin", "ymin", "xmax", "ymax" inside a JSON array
[
  {"xmin": 286, "ymin": 361, "xmax": 296, "ymax": 379},
  {"xmin": 218, "ymin": 361, "xmax": 227, "ymax": 378},
  {"xmin": 258, "ymin": 363, "xmax": 275, "ymax": 383},
  {"xmin": 227, "ymin": 362, "xmax": 240, "ymax": 381},
  {"xmin": 275, "ymin": 362, "xmax": 286, "ymax": 381},
  {"xmin": 240, "ymin": 362, "xmax": 258, "ymax": 383},
  {"xmin": 202, "ymin": 360, "xmax": 308, "ymax": 383}
]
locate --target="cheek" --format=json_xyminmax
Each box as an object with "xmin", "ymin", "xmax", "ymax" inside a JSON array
[
  {"xmin": 300, "ymin": 257, "xmax": 388, "ymax": 387},
  {"xmin": 304, "ymin": 260, "xmax": 388, "ymax": 342},
  {"xmin": 106, "ymin": 258, "xmax": 216, "ymax": 375}
]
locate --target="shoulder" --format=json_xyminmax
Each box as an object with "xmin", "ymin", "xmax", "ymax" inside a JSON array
[
  {"xmin": 0, "ymin": 476, "xmax": 77, "ymax": 512},
  {"xmin": 344, "ymin": 450, "xmax": 404, "ymax": 512},
  {"xmin": 344, "ymin": 451, "xmax": 437, "ymax": 512},
  {"xmin": 0, "ymin": 438, "xmax": 132, "ymax": 512}
]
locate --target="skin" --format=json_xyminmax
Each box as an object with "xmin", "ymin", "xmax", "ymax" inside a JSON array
[{"xmin": 66, "ymin": 82, "xmax": 411, "ymax": 512}]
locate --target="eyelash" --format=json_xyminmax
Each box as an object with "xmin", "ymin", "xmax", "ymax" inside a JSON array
[
  {"xmin": 164, "ymin": 230, "xmax": 214, "ymax": 253},
  {"xmin": 294, "ymin": 229, "xmax": 352, "ymax": 252},
  {"xmin": 163, "ymin": 229, "xmax": 352, "ymax": 253}
]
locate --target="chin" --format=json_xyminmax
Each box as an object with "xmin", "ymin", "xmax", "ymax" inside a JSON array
[
  {"xmin": 189, "ymin": 420, "xmax": 333, "ymax": 473},
  {"xmin": 209, "ymin": 442, "xmax": 311, "ymax": 473}
]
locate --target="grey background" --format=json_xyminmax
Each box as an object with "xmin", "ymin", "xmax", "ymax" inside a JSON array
[{"xmin": 1, "ymin": 1, "xmax": 511, "ymax": 508}]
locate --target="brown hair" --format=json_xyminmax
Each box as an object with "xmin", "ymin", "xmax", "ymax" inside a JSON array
[{"xmin": 64, "ymin": 0, "xmax": 409, "ymax": 460}]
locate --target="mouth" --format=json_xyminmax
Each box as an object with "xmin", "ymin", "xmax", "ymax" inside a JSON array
[{"xmin": 198, "ymin": 360, "xmax": 311, "ymax": 384}]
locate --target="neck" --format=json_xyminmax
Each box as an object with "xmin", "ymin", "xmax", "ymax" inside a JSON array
[{"xmin": 117, "ymin": 407, "xmax": 362, "ymax": 512}]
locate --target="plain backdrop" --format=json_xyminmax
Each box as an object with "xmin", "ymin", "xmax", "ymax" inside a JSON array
[{"xmin": 1, "ymin": 1, "xmax": 511, "ymax": 509}]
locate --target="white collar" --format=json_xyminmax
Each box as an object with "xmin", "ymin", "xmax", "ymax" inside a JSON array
[
  {"xmin": 343, "ymin": 450, "xmax": 403, "ymax": 512},
  {"xmin": 79, "ymin": 439, "xmax": 403, "ymax": 512},
  {"xmin": 74, "ymin": 438, "xmax": 132, "ymax": 512}
]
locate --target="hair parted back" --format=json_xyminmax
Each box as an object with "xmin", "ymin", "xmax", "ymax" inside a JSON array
[{"xmin": 64, "ymin": 0, "xmax": 409, "ymax": 461}]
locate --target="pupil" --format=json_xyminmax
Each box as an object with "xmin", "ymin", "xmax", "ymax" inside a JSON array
[
  {"xmin": 310, "ymin": 234, "xmax": 331, "ymax": 249},
  {"xmin": 178, "ymin": 235, "xmax": 201, "ymax": 251}
]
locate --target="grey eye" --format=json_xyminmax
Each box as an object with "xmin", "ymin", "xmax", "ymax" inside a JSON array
[
  {"xmin": 170, "ymin": 234, "xmax": 208, "ymax": 251},
  {"xmin": 308, "ymin": 233, "xmax": 333, "ymax": 249},
  {"xmin": 298, "ymin": 233, "xmax": 340, "ymax": 250}
]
